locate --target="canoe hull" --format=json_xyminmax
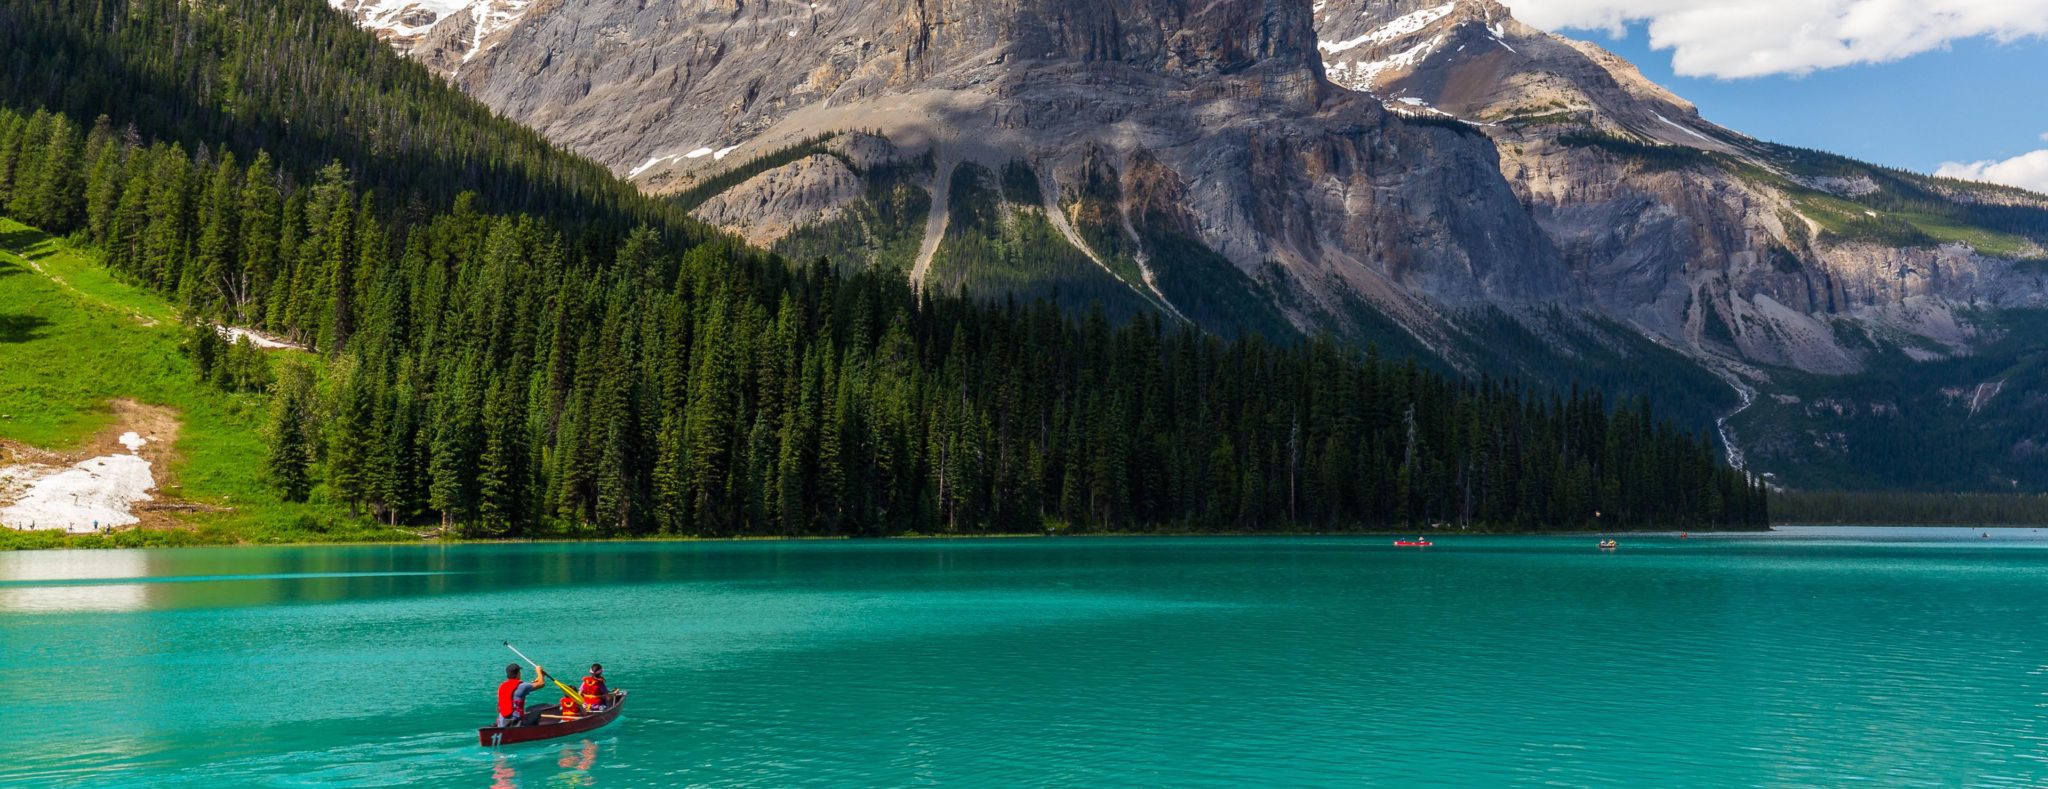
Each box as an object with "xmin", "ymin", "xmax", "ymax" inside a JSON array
[{"xmin": 478, "ymin": 690, "xmax": 626, "ymax": 747}]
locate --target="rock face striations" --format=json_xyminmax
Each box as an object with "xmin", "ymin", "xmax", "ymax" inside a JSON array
[
  {"xmin": 1313, "ymin": 0, "xmax": 2048, "ymax": 373},
  {"xmin": 373, "ymin": 0, "xmax": 1581, "ymax": 344},
  {"xmin": 336, "ymin": 0, "xmax": 2048, "ymax": 487}
]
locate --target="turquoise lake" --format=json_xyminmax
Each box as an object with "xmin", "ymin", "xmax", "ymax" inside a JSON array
[{"xmin": 5, "ymin": 528, "xmax": 2048, "ymax": 786}]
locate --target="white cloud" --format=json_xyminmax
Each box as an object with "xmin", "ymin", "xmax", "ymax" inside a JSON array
[
  {"xmin": 1503, "ymin": 0, "xmax": 2048, "ymax": 78},
  {"xmin": 2040, "ymin": 131, "xmax": 2048, "ymax": 143},
  {"xmin": 1935, "ymin": 150, "xmax": 2048, "ymax": 194}
]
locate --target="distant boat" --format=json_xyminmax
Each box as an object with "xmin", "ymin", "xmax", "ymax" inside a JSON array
[
  {"xmin": 1394, "ymin": 538, "xmax": 1432, "ymax": 547},
  {"xmin": 1598, "ymin": 540, "xmax": 1618, "ymax": 549}
]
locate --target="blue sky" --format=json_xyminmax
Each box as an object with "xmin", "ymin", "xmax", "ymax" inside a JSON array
[{"xmin": 1584, "ymin": 23, "xmax": 2048, "ymax": 175}]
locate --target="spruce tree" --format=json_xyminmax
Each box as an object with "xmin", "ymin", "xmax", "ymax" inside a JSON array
[{"xmin": 267, "ymin": 362, "xmax": 318, "ymax": 503}]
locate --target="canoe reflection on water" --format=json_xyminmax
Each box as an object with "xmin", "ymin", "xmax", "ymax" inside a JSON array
[
  {"xmin": 491, "ymin": 754, "xmax": 515, "ymax": 789},
  {"xmin": 490, "ymin": 739, "xmax": 602, "ymax": 788},
  {"xmin": 559, "ymin": 739, "xmax": 600, "ymax": 773}
]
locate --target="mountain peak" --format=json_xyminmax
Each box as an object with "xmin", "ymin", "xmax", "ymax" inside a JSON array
[{"xmin": 1312, "ymin": 0, "xmax": 1732, "ymax": 152}]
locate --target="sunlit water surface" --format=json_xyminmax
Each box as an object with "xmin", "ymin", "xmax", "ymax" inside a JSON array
[{"xmin": 6, "ymin": 527, "xmax": 2048, "ymax": 786}]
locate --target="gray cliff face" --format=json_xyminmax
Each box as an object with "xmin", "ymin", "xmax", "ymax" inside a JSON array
[
  {"xmin": 1312, "ymin": 0, "xmax": 2048, "ymax": 376},
  {"xmin": 452, "ymin": 0, "xmax": 1328, "ymax": 184},
  {"xmin": 431, "ymin": 0, "xmax": 1571, "ymax": 343}
]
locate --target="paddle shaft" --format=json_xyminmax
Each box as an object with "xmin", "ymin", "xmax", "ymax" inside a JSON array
[{"xmin": 504, "ymin": 641, "xmax": 587, "ymax": 703}]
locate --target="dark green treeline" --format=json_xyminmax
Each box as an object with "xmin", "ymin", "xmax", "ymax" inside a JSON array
[
  {"xmin": 0, "ymin": 103, "xmax": 1766, "ymax": 535},
  {"xmin": 0, "ymin": 0, "xmax": 1764, "ymax": 535},
  {"xmin": 1772, "ymin": 491, "xmax": 2048, "ymax": 526}
]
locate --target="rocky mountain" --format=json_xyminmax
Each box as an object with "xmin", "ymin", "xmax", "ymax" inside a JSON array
[
  {"xmin": 1318, "ymin": 0, "xmax": 2047, "ymax": 370},
  {"xmin": 334, "ymin": 0, "xmax": 2048, "ymax": 491},
  {"xmin": 1310, "ymin": 0, "xmax": 2048, "ymax": 488},
  {"xmin": 350, "ymin": 0, "xmax": 1607, "ymax": 342}
]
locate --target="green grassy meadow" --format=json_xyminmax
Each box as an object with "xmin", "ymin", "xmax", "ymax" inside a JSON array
[{"xmin": 0, "ymin": 218, "xmax": 404, "ymax": 548}]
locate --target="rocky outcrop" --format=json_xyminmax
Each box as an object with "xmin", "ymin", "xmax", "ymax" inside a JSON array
[{"xmin": 689, "ymin": 154, "xmax": 865, "ymax": 248}]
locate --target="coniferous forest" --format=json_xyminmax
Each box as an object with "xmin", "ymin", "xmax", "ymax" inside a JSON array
[{"xmin": 0, "ymin": 0, "xmax": 1766, "ymax": 536}]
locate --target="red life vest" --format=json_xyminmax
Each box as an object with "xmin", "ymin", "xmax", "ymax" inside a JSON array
[
  {"xmin": 579, "ymin": 675, "xmax": 605, "ymax": 705},
  {"xmin": 497, "ymin": 678, "xmax": 525, "ymax": 718}
]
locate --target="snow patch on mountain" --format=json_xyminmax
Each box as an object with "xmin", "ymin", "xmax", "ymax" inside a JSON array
[
  {"xmin": 330, "ymin": 0, "xmax": 474, "ymax": 37},
  {"xmin": 631, "ymin": 154, "xmax": 684, "ymax": 178},
  {"xmin": 1319, "ymin": 3, "xmax": 1456, "ymax": 53},
  {"xmin": 1653, "ymin": 113, "xmax": 1715, "ymax": 144},
  {"xmin": 1326, "ymin": 35, "xmax": 1446, "ymax": 91},
  {"xmin": 462, "ymin": 0, "xmax": 531, "ymax": 63},
  {"xmin": 329, "ymin": 0, "xmax": 531, "ymax": 63}
]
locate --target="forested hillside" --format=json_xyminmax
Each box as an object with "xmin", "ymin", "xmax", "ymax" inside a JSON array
[
  {"xmin": 0, "ymin": 0, "xmax": 1765, "ymax": 536},
  {"xmin": 0, "ymin": 0, "xmax": 678, "ymax": 241}
]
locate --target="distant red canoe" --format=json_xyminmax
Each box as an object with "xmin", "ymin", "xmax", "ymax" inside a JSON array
[
  {"xmin": 1393, "ymin": 540, "xmax": 1432, "ymax": 547},
  {"xmin": 479, "ymin": 690, "xmax": 627, "ymax": 747}
]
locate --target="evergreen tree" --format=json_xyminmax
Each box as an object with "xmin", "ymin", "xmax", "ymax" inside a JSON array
[{"xmin": 267, "ymin": 362, "xmax": 318, "ymax": 503}]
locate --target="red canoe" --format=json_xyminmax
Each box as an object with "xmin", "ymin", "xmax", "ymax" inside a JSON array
[
  {"xmin": 1393, "ymin": 540, "xmax": 1432, "ymax": 547},
  {"xmin": 479, "ymin": 690, "xmax": 627, "ymax": 747}
]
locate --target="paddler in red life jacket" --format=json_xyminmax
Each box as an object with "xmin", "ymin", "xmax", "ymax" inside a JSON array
[
  {"xmin": 496, "ymin": 663, "xmax": 546, "ymax": 727},
  {"xmin": 579, "ymin": 663, "xmax": 610, "ymax": 711}
]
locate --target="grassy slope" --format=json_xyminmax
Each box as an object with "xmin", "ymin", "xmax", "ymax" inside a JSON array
[
  {"xmin": 1730, "ymin": 146, "xmax": 2048, "ymax": 259},
  {"xmin": 0, "ymin": 218, "xmax": 404, "ymax": 548}
]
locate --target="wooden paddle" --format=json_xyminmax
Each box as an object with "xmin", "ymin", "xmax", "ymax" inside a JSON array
[{"xmin": 504, "ymin": 640, "xmax": 587, "ymax": 704}]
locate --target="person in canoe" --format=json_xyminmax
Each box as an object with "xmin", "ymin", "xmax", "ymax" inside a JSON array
[
  {"xmin": 554, "ymin": 663, "xmax": 612, "ymax": 720},
  {"xmin": 497, "ymin": 663, "xmax": 547, "ymax": 727},
  {"xmin": 579, "ymin": 664, "xmax": 610, "ymax": 712}
]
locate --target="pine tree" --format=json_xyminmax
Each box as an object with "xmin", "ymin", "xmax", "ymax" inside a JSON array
[
  {"xmin": 428, "ymin": 363, "xmax": 485, "ymax": 530},
  {"xmin": 140, "ymin": 146, "xmax": 191, "ymax": 289},
  {"xmin": 83, "ymin": 123, "xmax": 123, "ymax": 244},
  {"xmin": 234, "ymin": 152, "xmax": 280, "ymax": 322},
  {"xmin": 267, "ymin": 362, "xmax": 318, "ymax": 503},
  {"xmin": 27, "ymin": 112, "xmax": 82, "ymax": 233},
  {"xmin": 191, "ymin": 151, "xmax": 239, "ymax": 314},
  {"xmin": 3, "ymin": 110, "xmax": 50, "ymax": 221},
  {"xmin": 476, "ymin": 376, "xmax": 531, "ymax": 534},
  {"xmin": 326, "ymin": 361, "xmax": 378, "ymax": 516}
]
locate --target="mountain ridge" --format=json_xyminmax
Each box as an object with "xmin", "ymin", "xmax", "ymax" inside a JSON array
[{"xmin": 329, "ymin": 0, "xmax": 2048, "ymax": 492}]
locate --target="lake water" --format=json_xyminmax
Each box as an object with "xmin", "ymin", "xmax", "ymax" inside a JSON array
[{"xmin": 5, "ymin": 528, "xmax": 2048, "ymax": 786}]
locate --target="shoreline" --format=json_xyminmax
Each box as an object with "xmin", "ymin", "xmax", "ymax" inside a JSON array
[
  {"xmin": 22, "ymin": 522, "xmax": 2048, "ymax": 553},
  {"xmin": 2, "ymin": 525, "xmax": 1782, "ymax": 552}
]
